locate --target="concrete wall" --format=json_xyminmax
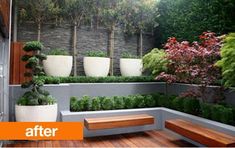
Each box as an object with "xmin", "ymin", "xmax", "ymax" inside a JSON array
[
  {"xmin": 17, "ymin": 23, "xmax": 155, "ymax": 75},
  {"xmin": 9, "ymin": 82, "xmax": 235, "ymax": 121}
]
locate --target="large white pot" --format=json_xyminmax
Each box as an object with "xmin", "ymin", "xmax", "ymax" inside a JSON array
[
  {"xmin": 43, "ymin": 55, "xmax": 73, "ymax": 77},
  {"xmin": 120, "ymin": 58, "xmax": 143, "ymax": 76},
  {"xmin": 84, "ymin": 57, "xmax": 110, "ymax": 77},
  {"xmin": 15, "ymin": 104, "xmax": 58, "ymax": 122}
]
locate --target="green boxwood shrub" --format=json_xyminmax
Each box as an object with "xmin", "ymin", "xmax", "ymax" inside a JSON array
[
  {"xmin": 134, "ymin": 95, "xmax": 145, "ymax": 108},
  {"xmin": 145, "ymin": 95, "xmax": 156, "ymax": 107},
  {"xmin": 183, "ymin": 98, "xmax": 200, "ymax": 115},
  {"xmin": 113, "ymin": 96, "xmax": 125, "ymax": 109},
  {"xmin": 91, "ymin": 97, "xmax": 101, "ymax": 111},
  {"xmin": 200, "ymin": 103, "xmax": 213, "ymax": 119},
  {"xmin": 69, "ymin": 93, "xmax": 235, "ymax": 126},
  {"xmin": 101, "ymin": 97, "xmax": 114, "ymax": 110},
  {"xmin": 123, "ymin": 96, "xmax": 136, "ymax": 109},
  {"xmin": 36, "ymin": 76, "xmax": 156, "ymax": 84},
  {"xmin": 172, "ymin": 97, "xmax": 184, "ymax": 112}
]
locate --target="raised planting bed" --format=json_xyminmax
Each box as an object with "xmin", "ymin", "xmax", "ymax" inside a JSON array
[
  {"xmin": 61, "ymin": 107, "xmax": 235, "ymax": 147},
  {"xmin": 69, "ymin": 93, "xmax": 235, "ymax": 126}
]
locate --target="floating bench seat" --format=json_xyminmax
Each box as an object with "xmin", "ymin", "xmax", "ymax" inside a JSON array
[
  {"xmin": 84, "ymin": 114, "xmax": 154, "ymax": 130},
  {"xmin": 165, "ymin": 119, "xmax": 235, "ymax": 147}
]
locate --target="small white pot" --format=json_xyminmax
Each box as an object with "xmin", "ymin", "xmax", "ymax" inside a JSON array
[
  {"xmin": 15, "ymin": 104, "xmax": 58, "ymax": 122},
  {"xmin": 43, "ymin": 55, "xmax": 73, "ymax": 77},
  {"xmin": 84, "ymin": 57, "xmax": 110, "ymax": 77},
  {"xmin": 120, "ymin": 58, "xmax": 143, "ymax": 76}
]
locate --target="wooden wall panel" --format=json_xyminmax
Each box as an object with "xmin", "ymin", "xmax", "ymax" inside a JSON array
[{"xmin": 10, "ymin": 42, "xmax": 30, "ymax": 84}]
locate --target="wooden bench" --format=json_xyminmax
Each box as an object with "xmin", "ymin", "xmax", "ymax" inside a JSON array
[
  {"xmin": 84, "ymin": 114, "xmax": 154, "ymax": 130},
  {"xmin": 165, "ymin": 119, "xmax": 235, "ymax": 147}
]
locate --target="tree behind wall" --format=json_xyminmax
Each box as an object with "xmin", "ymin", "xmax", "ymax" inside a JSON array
[
  {"xmin": 62, "ymin": 0, "xmax": 94, "ymax": 76},
  {"xmin": 99, "ymin": 0, "xmax": 123, "ymax": 76},
  {"xmin": 19, "ymin": 0, "xmax": 60, "ymax": 41},
  {"xmin": 119, "ymin": 0, "xmax": 159, "ymax": 57},
  {"xmin": 156, "ymin": 0, "xmax": 235, "ymax": 47}
]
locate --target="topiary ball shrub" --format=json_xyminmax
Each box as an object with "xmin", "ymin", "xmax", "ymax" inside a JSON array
[
  {"xmin": 70, "ymin": 97, "xmax": 78, "ymax": 112},
  {"xmin": 183, "ymin": 98, "xmax": 200, "ymax": 115},
  {"xmin": 113, "ymin": 96, "xmax": 125, "ymax": 109},
  {"xmin": 124, "ymin": 96, "xmax": 136, "ymax": 109},
  {"xmin": 101, "ymin": 97, "xmax": 114, "ymax": 110},
  {"xmin": 145, "ymin": 95, "xmax": 156, "ymax": 107},
  {"xmin": 82, "ymin": 95, "xmax": 91, "ymax": 111},
  {"xmin": 134, "ymin": 95, "xmax": 145, "ymax": 108},
  {"xmin": 211, "ymin": 105, "xmax": 234, "ymax": 124},
  {"xmin": 172, "ymin": 97, "xmax": 184, "ymax": 112},
  {"xmin": 91, "ymin": 97, "xmax": 101, "ymax": 111},
  {"xmin": 200, "ymin": 103, "xmax": 213, "ymax": 119}
]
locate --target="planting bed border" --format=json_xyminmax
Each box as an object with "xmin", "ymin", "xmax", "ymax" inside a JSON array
[{"xmin": 61, "ymin": 107, "xmax": 235, "ymax": 146}]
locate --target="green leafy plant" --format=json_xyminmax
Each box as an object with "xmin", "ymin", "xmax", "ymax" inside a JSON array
[
  {"xmin": 124, "ymin": 96, "xmax": 136, "ymax": 109},
  {"xmin": 82, "ymin": 95, "xmax": 91, "ymax": 111},
  {"xmin": 183, "ymin": 98, "xmax": 200, "ymax": 115},
  {"xmin": 216, "ymin": 33, "xmax": 235, "ymax": 87},
  {"xmin": 46, "ymin": 48, "xmax": 69, "ymax": 55},
  {"xmin": 84, "ymin": 50, "xmax": 107, "ymax": 57},
  {"xmin": 36, "ymin": 76, "xmax": 156, "ymax": 84},
  {"xmin": 17, "ymin": 41, "xmax": 56, "ymax": 106},
  {"xmin": 172, "ymin": 97, "xmax": 184, "ymax": 112},
  {"xmin": 142, "ymin": 48, "xmax": 168, "ymax": 75},
  {"xmin": 91, "ymin": 97, "xmax": 101, "ymax": 111},
  {"xmin": 145, "ymin": 95, "xmax": 156, "ymax": 107},
  {"xmin": 134, "ymin": 95, "xmax": 145, "ymax": 108},
  {"xmin": 121, "ymin": 52, "xmax": 139, "ymax": 59},
  {"xmin": 70, "ymin": 96, "xmax": 79, "ymax": 111},
  {"xmin": 113, "ymin": 96, "xmax": 125, "ymax": 109},
  {"xmin": 101, "ymin": 97, "xmax": 114, "ymax": 110},
  {"xmin": 200, "ymin": 103, "xmax": 213, "ymax": 119}
]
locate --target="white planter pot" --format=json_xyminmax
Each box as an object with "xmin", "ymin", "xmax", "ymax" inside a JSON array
[
  {"xmin": 84, "ymin": 57, "xmax": 110, "ymax": 77},
  {"xmin": 43, "ymin": 55, "xmax": 73, "ymax": 77},
  {"xmin": 15, "ymin": 104, "xmax": 58, "ymax": 122},
  {"xmin": 120, "ymin": 58, "xmax": 143, "ymax": 76}
]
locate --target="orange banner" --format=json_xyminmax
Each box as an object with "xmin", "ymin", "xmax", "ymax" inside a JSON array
[{"xmin": 0, "ymin": 122, "xmax": 83, "ymax": 140}]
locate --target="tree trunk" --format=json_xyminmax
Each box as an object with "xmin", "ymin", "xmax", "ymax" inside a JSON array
[
  {"xmin": 137, "ymin": 29, "xmax": 143, "ymax": 57},
  {"xmin": 37, "ymin": 23, "xmax": 41, "ymax": 41},
  {"xmin": 107, "ymin": 25, "xmax": 115, "ymax": 76},
  {"xmin": 72, "ymin": 23, "xmax": 77, "ymax": 76}
]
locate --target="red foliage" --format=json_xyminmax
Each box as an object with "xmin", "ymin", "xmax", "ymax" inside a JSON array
[{"xmin": 156, "ymin": 31, "xmax": 222, "ymax": 86}]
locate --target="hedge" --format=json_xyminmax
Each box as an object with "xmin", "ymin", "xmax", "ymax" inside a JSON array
[
  {"xmin": 36, "ymin": 76, "xmax": 156, "ymax": 84},
  {"xmin": 156, "ymin": 0, "xmax": 235, "ymax": 46},
  {"xmin": 70, "ymin": 94, "xmax": 235, "ymax": 126}
]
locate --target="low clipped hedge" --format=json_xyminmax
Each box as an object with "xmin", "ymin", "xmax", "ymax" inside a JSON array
[
  {"xmin": 70, "ymin": 93, "xmax": 235, "ymax": 126},
  {"xmin": 36, "ymin": 76, "xmax": 156, "ymax": 84}
]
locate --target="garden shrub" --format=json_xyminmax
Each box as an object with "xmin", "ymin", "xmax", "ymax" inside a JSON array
[
  {"xmin": 113, "ymin": 96, "xmax": 125, "ymax": 109},
  {"xmin": 145, "ymin": 95, "xmax": 156, "ymax": 107},
  {"xmin": 200, "ymin": 103, "xmax": 213, "ymax": 119},
  {"xmin": 172, "ymin": 97, "xmax": 184, "ymax": 112},
  {"xmin": 91, "ymin": 97, "xmax": 101, "ymax": 111},
  {"xmin": 158, "ymin": 95, "xmax": 172, "ymax": 108},
  {"xmin": 134, "ymin": 95, "xmax": 145, "ymax": 108},
  {"xmin": 84, "ymin": 50, "xmax": 107, "ymax": 57},
  {"xmin": 46, "ymin": 48, "xmax": 69, "ymax": 55},
  {"xmin": 70, "ymin": 96, "xmax": 78, "ymax": 111},
  {"xmin": 216, "ymin": 33, "xmax": 235, "ymax": 87},
  {"xmin": 101, "ymin": 97, "xmax": 114, "ymax": 110},
  {"xmin": 183, "ymin": 98, "xmax": 200, "ymax": 115},
  {"xmin": 82, "ymin": 95, "xmax": 91, "ymax": 111},
  {"xmin": 142, "ymin": 48, "xmax": 168, "ymax": 75},
  {"xmin": 37, "ymin": 76, "xmax": 156, "ymax": 84},
  {"xmin": 121, "ymin": 51, "xmax": 139, "ymax": 59},
  {"xmin": 123, "ymin": 96, "xmax": 135, "ymax": 109},
  {"xmin": 211, "ymin": 105, "xmax": 234, "ymax": 124},
  {"xmin": 156, "ymin": 0, "xmax": 235, "ymax": 46}
]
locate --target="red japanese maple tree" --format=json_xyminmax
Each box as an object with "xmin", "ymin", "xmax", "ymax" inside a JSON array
[{"xmin": 156, "ymin": 32, "xmax": 222, "ymax": 101}]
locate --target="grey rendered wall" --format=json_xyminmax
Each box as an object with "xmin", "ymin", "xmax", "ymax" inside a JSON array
[
  {"xmin": 9, "ymin": 82, "xmax": 166, "ymax": 121},
  {"xmin": 17, "ymin": 23, "xmax": 155, "ymax": 75}
]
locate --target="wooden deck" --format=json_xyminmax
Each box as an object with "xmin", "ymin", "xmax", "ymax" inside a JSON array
[{"xmin": 6, "ymin": 130, "xmax": 194, "ymax": 147}]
